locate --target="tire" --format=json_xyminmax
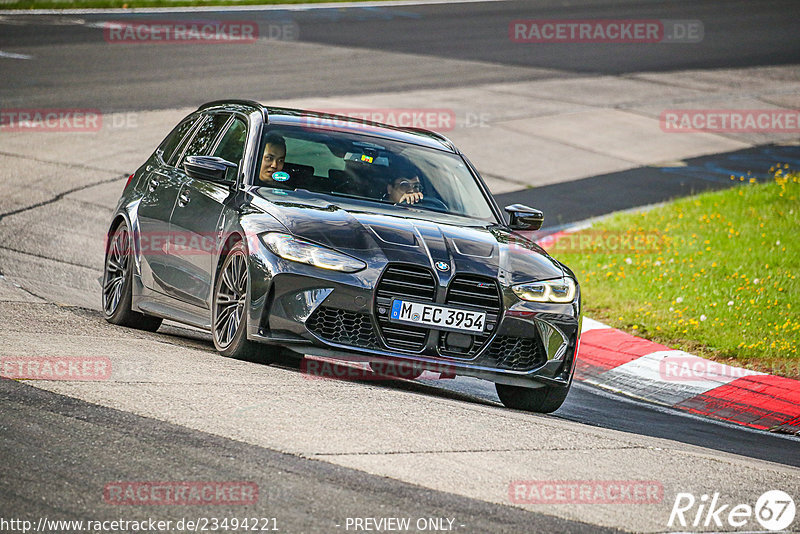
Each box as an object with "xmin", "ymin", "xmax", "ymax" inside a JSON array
[
  {"xmin": 212, "ymin": 241, "xmax": 277, "ymax": 363},
  {"xmin": 368, "ymin": 361, "xmax": 424, "ymax": 380},
  {"xmin": 102, "ymin": 222, "xmax": 163, "ymax": 332},
  {"xmin": 495, "ymin": 382, "xmax": 571, "ymax": 413}
]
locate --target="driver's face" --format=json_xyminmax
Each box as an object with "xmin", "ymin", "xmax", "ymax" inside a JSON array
[
  {"xmin": 258, "ymin": 144, "xmax": 286, "ymax": 183},
  {"xmin": 387, "ymin": 176, "xmax": 422, "ymax": 203}
]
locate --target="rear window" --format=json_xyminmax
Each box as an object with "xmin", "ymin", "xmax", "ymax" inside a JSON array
[
  {"xmin": 158, "ymin": 115, "xmax": 199, "ymax": 166},
  {"xmin": 177, "ymin": 113, "xmax": 231, "ymax": 166}
]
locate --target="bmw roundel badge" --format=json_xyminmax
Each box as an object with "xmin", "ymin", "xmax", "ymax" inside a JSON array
[{"xmin": 435, "ymin": 261, "xmax": 450, "ymax": 271}]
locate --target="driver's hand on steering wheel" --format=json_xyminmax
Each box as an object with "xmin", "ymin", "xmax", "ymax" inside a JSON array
[
  {"xmin": 388, "ymin": 176, "xmax": 424, "ymax": 205},
  {"xmin": 396, "ymin": 192, "xmax": 424, "ymax": 205}
]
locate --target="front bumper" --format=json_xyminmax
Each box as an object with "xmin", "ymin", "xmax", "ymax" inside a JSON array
[{"xmin": 246, "ymin": 247, "xmax": 580, "ymax": 389}]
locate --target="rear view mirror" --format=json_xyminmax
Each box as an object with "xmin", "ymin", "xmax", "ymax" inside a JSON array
[
  {"xmin": 504, "ymin": 204, "xmax": 544, "ymax": 231},
  {"xmin": 184, "ymin": 155, "xmax": 237, "ymax": 184}
]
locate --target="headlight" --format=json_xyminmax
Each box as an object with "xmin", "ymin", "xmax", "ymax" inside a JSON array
[
  {"xmin": 512, "ymin": 278, "xmax": 576, "ymax": 303},
  {"xmin": 261, "ymin": 233, "xmax": 366, "ymax": 273}
]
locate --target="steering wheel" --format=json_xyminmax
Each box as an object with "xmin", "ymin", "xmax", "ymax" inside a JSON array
[
  {"xmin": 395, "ymin": 196, "xmax": 448, "ymax": 211},
  {"xmin": 413, "ymin": 197, "xmax": 448, "ymax": 211}
]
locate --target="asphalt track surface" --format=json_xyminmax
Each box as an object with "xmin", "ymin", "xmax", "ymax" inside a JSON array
[
  {"xmin": 0, "ymin": 0, "xmax": 798, "ymax": 111},
  {"xmin": 0, "ymin": 378, "xmax": 615, "ymax": 533},
  {"xmin": 2, "ymin": 0, "xmax": 800, "ymax": 532}
]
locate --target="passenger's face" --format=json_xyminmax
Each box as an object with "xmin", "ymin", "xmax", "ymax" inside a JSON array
[{"xmin": 258, "ymin": 144, "xmax": 286, "ymax": 183}]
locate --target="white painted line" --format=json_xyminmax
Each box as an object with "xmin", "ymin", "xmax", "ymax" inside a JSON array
[
  {"xmin": 0, "ymin": 50, "xmax": 33, "ymax": 59},
  {"xmin": 0, "ymin": 0, "xmax": 510, "ymax": 16}
]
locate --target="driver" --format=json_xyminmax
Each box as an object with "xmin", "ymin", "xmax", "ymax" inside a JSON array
[
  {"xmin": 385, "ymin": 162, "xmax": 424, "ymax": 205},
  {"xmin": 257, "ymin": 133, "xmax": 287, "ymax": 185}
]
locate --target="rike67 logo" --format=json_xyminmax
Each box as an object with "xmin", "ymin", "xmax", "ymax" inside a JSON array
[{"xmin": 668, "ymin": 490, "xmax": 795, "ymax": 531}]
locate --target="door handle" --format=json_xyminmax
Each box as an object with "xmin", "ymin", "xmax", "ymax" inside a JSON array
[
  {"xmin": 178, "ymin": 191, "xmax": 191, "ymax": 207},
  {"xmin": 148, "ymin": 178, "xmax": 160, "ymax": 192}
]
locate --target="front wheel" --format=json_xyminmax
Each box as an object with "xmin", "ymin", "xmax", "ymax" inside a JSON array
[
  {"xmin": 212, "ymin": 242, "xmax": 276, "ymax": 362},
  {"xmin": 102, "ymin": 222, "xmax": 162, "ymax": 332},
  {"xmin": 495, "ymin": 382, "xmax": 571, "ymax": 413}
]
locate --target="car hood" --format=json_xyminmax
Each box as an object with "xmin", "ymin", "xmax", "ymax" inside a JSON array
[{"xmin": 250, "ymin": 191, "xmax": 566, "ymax": 284}]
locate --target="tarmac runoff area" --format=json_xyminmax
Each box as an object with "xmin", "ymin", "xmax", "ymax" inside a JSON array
[
  {"xmin": 1, "ymin": 64, "xmax": 799, "ymax": 532},
  {"xmin": 2, "ymin": 300, "xmax": 800, "ymax": 532}
]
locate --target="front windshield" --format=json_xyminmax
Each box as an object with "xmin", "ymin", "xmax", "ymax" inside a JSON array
[{"xmin": 254, "ymin": 125, "xmax": 498, "ymax": 223}]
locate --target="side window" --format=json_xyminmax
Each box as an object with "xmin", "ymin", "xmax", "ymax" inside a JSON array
[
  {"xmin": 158, "ymin": 115, "xmax": 199, "ymax": 166},
  {"xmin": 177, "ymin": 113, "xmax": 231, "ymax": 167},
  {"xmin": 212, "ymin": 117, "xmax": 248, "ymax": 167}
]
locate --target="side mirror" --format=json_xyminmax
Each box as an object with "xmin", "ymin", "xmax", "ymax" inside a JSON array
[
  {"xmin": 184, "ymin": 155, "xmax": 237, "ymax": 184},
  {"xmin": 504, "ymin": 204, "xmax": 544, "ymax": 231}
]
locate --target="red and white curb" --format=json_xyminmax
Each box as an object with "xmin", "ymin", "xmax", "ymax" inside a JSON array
[
  {"xmin": 531, "ymin": 226, "xmax": 800, "ymax": 435},
  {"xmin": 576, "ymin": 317, "xmax": 800, "ymax": 435}
]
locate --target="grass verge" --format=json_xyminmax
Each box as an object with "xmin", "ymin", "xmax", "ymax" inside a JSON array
[{"xmin": 551, "ymin": 165, "xmax": 799, "ymax": 379}]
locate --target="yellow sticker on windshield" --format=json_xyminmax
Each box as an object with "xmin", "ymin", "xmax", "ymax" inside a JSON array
[{"xmin": 361, "ymin": 154, "xmax": 373, "ymax": 163}]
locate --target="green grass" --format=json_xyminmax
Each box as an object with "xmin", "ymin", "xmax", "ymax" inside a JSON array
[
  {"xmin": 2, "ymin": 0, "xmax": 387, "ymax": 10},
  {"xmin": 552, "ymin": 165, "xmax": 800, "ymax": 379}
]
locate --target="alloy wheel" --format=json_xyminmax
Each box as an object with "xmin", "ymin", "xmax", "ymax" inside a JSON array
[
  {"xmin": 214, "ymin": 251, "xmax": 247, "ymax": 348},
  {"xmin": 103, "ymin": 226, "xmax": 130, "ymax": 316}
]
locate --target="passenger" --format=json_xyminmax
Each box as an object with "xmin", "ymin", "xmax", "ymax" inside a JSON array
[{"xmin": 257, "ymin": 133, "xmax": 287, "ymax": 185}]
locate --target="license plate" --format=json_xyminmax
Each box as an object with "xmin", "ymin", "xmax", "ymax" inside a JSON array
[{"xmin": 389, "ymin": 300, "xmax": 486, "ymax": 333}]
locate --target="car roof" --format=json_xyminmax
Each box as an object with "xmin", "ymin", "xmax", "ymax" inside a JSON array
[{"xmin": 197, "ymin": 100, "xmax": 457, "ymax": 153}]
